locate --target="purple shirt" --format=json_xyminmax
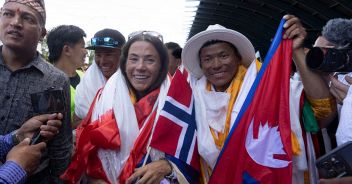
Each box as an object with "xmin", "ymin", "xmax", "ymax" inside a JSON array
[{"xmin": 0, "ymin": 133, "xmax": 27, "ymax": 184}]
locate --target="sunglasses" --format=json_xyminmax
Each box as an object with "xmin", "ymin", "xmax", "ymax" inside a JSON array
[
  {"xmin": 128, "ymin": 31, "xmax": 163, "ymax": 42},
  {"xmin": 90, "ymin": 37, "xmax": 120, "ymax": 47}
]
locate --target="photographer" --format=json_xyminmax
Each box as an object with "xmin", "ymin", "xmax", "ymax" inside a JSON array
[
  {"xmin": 309, "ymin": 18, "xmax": 352, "ymax": 146},
  {"xmin": 307, "ymin": 18, "xmax": 352, "ymax": 184},
  {"xmin": 0, "ymin": 113, "xmax": 62, "ymax": 184}
]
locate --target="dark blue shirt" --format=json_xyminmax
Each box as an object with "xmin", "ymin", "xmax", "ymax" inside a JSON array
[{"xmin": 0, "ymin": 133, "xmax": 26, "ymax": 184}]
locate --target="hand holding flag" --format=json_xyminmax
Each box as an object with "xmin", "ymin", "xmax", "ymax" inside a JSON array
[
  {"xmin": 209, "ymin": 19, "xmax": 293, "ymax": 184},
  {"xmin": 150, "ymin": 69, "xmax": 200, "ymax": 171}
]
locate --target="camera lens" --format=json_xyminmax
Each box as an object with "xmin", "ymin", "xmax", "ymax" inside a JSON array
[
  {"xmin": 306, "ymin": 47, "xmax": 352, "ymax": 72},
  {"xmin": 306, "ymin": 47, "xmax": 325, "ymax": 70}
]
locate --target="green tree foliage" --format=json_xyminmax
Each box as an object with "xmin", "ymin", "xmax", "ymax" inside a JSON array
[
  {"xmin": 39, "ymin": 36, "xmax": 49, "ymax": 62},
  {"xmin": 86, "ymin": 40, "xmax": 94, "ymax": 65}
]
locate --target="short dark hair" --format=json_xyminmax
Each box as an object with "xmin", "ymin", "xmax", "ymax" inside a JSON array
[
  {"xmin": 165, "ymin": 42, "xmax": 182, "ymax": 59},
  {"xmin": 165, "ymin": 42, "xmax": 180, "ymax": 50},
  {"xmin": 120, "ymin": 34, "xmax": 169, "ymax": 98},
  {"xmin": 47, "ymin": 25, "xmax": 86, "ymax": 63}
]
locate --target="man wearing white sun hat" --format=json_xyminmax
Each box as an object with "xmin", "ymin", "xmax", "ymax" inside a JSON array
[{"xmin": 182, "ymin": 15, "xmax": 335, "ymax": 183}]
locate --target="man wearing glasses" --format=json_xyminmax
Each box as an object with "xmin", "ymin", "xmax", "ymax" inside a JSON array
[{"xmin": 74, "ymin": 28, "xmax": 125, "ymax": 125}]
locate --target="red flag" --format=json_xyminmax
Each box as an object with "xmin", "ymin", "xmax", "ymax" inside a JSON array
[
  {"xmin": 150, "ymin": 69, "xmax": 200, "ymax": 171},
  {"xmin": 209, "ymin": 19, "xmax": 292, "ymax": 184}
]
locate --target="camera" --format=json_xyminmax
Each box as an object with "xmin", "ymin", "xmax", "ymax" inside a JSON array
[
  {"xmin": 306, "ymin": 47, "xmax": 352, "ymax": 72},
  {"xmin": 316, "ymin": 141, "xmax": 352, "ymax": 179},
  {"xmin": 30, "ymin": 87, "xmax": 66, "ymax": 144}
]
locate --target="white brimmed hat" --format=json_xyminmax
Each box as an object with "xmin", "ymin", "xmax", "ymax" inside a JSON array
[{"xmin": 182, "ymin": 24, "xmax": 255, "ymax": 78}]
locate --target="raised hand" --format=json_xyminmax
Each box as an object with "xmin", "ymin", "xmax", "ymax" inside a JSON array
[{"xmin": 283, "ymin": 14, "xmax": 307, "ymax": 51}]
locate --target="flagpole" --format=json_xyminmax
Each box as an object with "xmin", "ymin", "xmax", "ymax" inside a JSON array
[
  {"xmin": 135, "ymin": 93, "xmax": 159, "ymax": 182},
  {"xmin": 142, "ymin": 147, "xmax": 152, "ymax": 167},
  {"xmin": 142, "ymin": 90, "xmax": 167, "ymax": 167},
  {"xmin": 142, "ymin": 92, "xmax": 162, "ymax": 168},
  {"xmin": 135, "ymin": 147, "xmax": 151, "ymax": 182}
]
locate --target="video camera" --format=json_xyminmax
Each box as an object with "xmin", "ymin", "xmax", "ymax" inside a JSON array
[{"xmin": 306, "ymin": 47, "xmax": 352, "ymax": 72}]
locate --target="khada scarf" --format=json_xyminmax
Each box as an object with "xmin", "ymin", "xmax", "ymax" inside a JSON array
[
  {"xmin": 62, "ymin": 70, "xmax": 170, "ymax": 184},
  {"xmin": 75, "ymin": 61, "xmax": 106, "ymax": 119}
]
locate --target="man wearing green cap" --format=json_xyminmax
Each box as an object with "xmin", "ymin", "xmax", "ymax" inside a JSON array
[{"xmin": 0, "ymin": 0, "xmax": 72, "ymax": 183}]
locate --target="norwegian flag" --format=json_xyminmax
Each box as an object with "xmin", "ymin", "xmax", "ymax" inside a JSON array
[{"xmin": 150, "ymin": 69, "xmax": 200, "ymax": 171}]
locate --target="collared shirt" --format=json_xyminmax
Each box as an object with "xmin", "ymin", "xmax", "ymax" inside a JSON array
[
  {"xmin": 0, "ymin": 46, "xmax": 72, "ymax": 184},
  {"xmin": 0, "ymin": 133, "xmax": 26, "ymax": 184}
]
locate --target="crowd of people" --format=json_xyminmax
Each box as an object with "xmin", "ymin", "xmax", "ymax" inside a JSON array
[{"xmin": 0, "ymin": 0, "xmax": 351, "ymax": 184}]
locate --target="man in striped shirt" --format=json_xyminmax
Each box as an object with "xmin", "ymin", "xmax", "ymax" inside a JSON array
[{"xmin": 0, "ymin": 114, "xmax": 62, "ymax": 184}]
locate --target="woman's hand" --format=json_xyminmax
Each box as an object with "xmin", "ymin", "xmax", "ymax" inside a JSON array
[{"xmin": 126, "ymin": 159, "xmax": 172, "ymax": 184}]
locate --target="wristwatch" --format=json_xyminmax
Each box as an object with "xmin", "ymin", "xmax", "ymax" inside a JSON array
[
  {"xmin": 164, "ymin": 159, "xmax": 177, "ymax": 180},
  {"xmin": 165, "ymin": 169, "xmax": 177, "ymax": 180},
  {"xmin": 11, "ymin": 130, "xmax": 21, "ymax": 145}
]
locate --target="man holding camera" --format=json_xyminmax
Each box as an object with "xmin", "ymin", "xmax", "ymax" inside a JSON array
[
  {"xmin": 0, "ymin": 114, "xmax": 62, "ymax": 183},
  {"xmin": 317, "ymin": 18, "xmax": 352, "ymax": 146},
  {"xmin": 308, "ymin": 18, "xmax": 352, "ymax": 184},
  {"xmin": 0, "ymin": 0, "xmax": 72, "ymax": 183}
]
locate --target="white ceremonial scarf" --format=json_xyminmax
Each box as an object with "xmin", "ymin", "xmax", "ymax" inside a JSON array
[
  {"xmin": 289, "ymin": 73, "xmax": 309, "ymax": 184},
  {"xmin": 336, "ymin": 73, "xmax": 352, "ymax": 146},
  {"xmin": 75, "ymin": 61, "xmax": 106, "ymax": 119},
  {"xmin": 191, "ymin": 61, "xmax": 257, "ymax": 169},
  {"xmin": 91, "ymin": 69, "xmax": 169, "ymax": 184}
]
